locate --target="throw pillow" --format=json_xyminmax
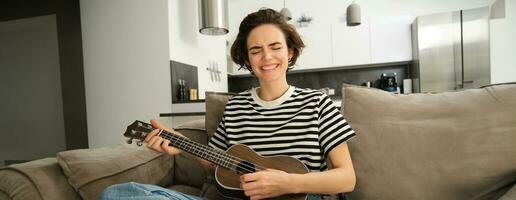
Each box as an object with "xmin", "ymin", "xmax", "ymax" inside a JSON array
[
  {"xmin": 342, "ymin": 83, "xmax": 516, "ymax": 200},
  {"xmin": 57, "ymin": 145, "xmax": 174, "ymax": 199}
]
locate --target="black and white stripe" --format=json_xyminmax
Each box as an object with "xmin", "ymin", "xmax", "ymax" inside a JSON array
[{"xmin": 209, "ymin": 87, "xmax": 355, "ymax": 171}]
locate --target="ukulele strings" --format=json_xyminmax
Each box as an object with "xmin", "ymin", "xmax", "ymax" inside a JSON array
[
  {"xmin": 159, "ymin": 130, "xmax": 269, "ymax": 173},
  {"xmin": 161, "ymin": 131, "xmax": 267, "ymax": 172},
  {"xmin": 161, "ymin": 132, "xmax": 267, "ymax": 173}
]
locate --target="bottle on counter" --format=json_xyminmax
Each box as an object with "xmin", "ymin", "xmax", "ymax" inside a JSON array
[
  {"xmin": 178, "ymin": 79, "xmax": 187, "ymax": 101},
  {"xmin": 189, "ymin": 88, "xmax": 198, "ymax": 101}
]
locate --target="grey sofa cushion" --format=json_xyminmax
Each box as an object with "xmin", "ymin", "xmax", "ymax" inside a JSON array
[
  {"xmin": 0, "ymin": 158, "xmax": 81, "ymax": 200},
  {"xmin": 342, "ymin": 83, "xmax": 516, "ymax": 200},
  {"xmin": 175, "ymin": 119, "xmax": 206, "ymax": 131},
  {"xmin": 57, "ymin": 145, "xmax": 174, "ymax": 200},
  {"xmin": 170, "ymin": 126, "xmax": 209, "ymax": 189},
  {"xmin": 0, "ymin": 191, "xmax": 9, "ymax": 200},
  {"xmin": 204, "ymin": 91, "xmax": 235, "ymax": 137}
]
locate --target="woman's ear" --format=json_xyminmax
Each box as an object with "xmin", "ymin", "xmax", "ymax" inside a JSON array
[{"xmin": 288, "ymin": 48, "xmax": 294, "ymax": 61}]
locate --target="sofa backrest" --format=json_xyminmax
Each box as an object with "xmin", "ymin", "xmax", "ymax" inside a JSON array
[
  {"xmin": 205, "ymin": 91, "xmax": 236, "ymax": 137},
  {"xmin": 341, "ymin": 83, "xmax": 516, "ymax": 200}
]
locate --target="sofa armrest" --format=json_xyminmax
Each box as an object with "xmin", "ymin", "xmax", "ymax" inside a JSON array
[
  {"xmin": 57, "ymin": 145, "xmax": 174, "ymax": 200},
  {"xmin": 0, "ymin": 158, "xmax": 81, "ymax": 200}
]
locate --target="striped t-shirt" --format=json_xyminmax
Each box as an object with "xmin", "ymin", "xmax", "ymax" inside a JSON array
[{"xmin": 208, "ymin": 86, "xmax": 355, "ymax": 171}]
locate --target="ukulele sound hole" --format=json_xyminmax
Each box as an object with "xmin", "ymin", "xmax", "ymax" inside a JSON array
[{"xmin": 236, "ymin": 161, "xmax": 256, "ymax": 175}]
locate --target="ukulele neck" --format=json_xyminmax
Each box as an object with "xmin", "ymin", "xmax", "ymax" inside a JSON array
[{"xmin": 158, "ymin": 130, "xmax": 236, "ymax": 169}]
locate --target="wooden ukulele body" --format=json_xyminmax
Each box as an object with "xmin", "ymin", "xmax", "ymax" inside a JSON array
[{"xmin": 215, "ymin": 144, "xmax": 309, "ymax": 200}]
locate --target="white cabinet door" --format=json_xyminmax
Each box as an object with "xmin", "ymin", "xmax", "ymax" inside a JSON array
[
  {"xmin": 294, "ymin": 25, "xmax": 333, "ymax": 70},
  {"xmin": 369, "ymin": 16, "xmax": 413, "ymax": 63},
  {"xmin": 331, "ymin": 22, "xmax": 371, "ymax": 66}
]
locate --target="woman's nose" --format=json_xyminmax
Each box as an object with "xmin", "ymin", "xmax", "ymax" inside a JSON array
[{"xmin": 262, "ymin": 49, "xmax": 273, "ymax": 60}]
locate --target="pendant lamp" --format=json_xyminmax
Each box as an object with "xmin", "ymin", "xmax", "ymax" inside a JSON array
[
  {"xmin": 198, "ymin": 0, "xmax": 229, "ymax": 35},
  {"xmin": 346, "ymin": 1, "xmax": 361, "ymax": 26},
  {"xmin": 280, "ymin": 0, "xmax": 292, "ymax": 21}
]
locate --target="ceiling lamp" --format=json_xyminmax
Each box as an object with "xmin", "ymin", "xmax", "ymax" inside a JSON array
[
  {"xmin": 198, "ymin": 0, "xmax": 229, "ymax": 35},
  {"xmin": 346, "ymin": 1, "xmax": 361, "ymax": 26},
  {"xmin": 280, "ymin": 0, "xmax": 292, "ymax": 21}
]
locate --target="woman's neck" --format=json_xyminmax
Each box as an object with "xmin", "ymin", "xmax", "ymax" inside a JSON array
[{"xmin": 257, "ymin": 80, "xmax": 289, "ymax": 101}]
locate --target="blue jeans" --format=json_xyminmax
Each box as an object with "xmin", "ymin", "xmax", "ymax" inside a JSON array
[
  {"xmin": 98, "ymin": 182, "xmax": 204, "ymax": 200},
  {"xmin": 98, "ymin": 182, "xmax": 322, "ymax": 200}
]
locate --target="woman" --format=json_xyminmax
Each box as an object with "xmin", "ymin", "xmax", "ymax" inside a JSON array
[{"xmin": 99, "ymin": 8, "xmax": 356, "ymax": 200}]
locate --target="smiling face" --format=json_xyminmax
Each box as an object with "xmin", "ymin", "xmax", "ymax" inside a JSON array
[{"xmin": 246, "ymin": 24, "xmax": 293, "ymax": 84}]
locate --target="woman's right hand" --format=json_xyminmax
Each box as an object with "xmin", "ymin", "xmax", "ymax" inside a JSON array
[{"xmin": 144, "ymin": 118, "xmax": 183, "ymax": 155}]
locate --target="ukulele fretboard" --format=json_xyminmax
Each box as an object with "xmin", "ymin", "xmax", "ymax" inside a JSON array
[{"xmin": 158, "ymin": 130, "xmax": 238, "ymax": 170}]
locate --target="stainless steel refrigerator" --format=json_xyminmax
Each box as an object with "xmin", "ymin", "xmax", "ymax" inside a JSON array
[{"xmin": 411, "ymin": 6, "xmax": 490, "ymax": 93}]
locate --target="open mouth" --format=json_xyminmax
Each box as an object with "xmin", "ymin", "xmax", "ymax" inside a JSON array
[{"xmin": 260, "ymin": 64, "xmax": 279, "ymax": 71}]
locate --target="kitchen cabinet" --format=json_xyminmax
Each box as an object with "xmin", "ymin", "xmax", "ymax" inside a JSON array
[
  {"xmin": 369, "ymin": 16, "xmax": 413, "ymax": 63},
  {"xmin": 227, "ymin": 17, "xmax": 413, "ymax": 74},
  {"xmin": 331, "ymin": 22, "xmax": 372, "ymax": 66},
  {"xmin": 294, "ymin": 25, "xmax": 333, "ymax": 70}
]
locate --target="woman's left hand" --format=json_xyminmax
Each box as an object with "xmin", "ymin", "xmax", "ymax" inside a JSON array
[{"xmin": 240, "ymin": 169, "xmax": 293, "ymax": 200}]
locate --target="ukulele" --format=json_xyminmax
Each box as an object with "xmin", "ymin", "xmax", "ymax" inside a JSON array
[{"xmin": 123, "ymin": 120, "xmax": 309, "ymax": 200}]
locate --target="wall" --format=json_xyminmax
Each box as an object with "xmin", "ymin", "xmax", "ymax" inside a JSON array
[
  {"xmin": 168, "ymin": 0, "xmax": 228, "ymax": 99},
  {"xmin": 1, "ymin": 0, "xmax": 89, "ymax": 152},
  {"xmin": 80, "ymin": 0, "xmax": 171, "ymax": 148},
  {"xmin": 0, "ymin": 15, "xmax": 66, "ymax": 166},
  {"xmin": 490, "ymin": 0, "xmax": 516, "ymax": 83}
]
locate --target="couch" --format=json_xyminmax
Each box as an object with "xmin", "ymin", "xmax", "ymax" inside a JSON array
[{"xmin": 1, "ymin": 83, "xmax": 515, "ymax": 200}]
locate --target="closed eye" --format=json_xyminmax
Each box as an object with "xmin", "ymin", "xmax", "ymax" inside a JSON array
[
  {"xmin": 248, "ymin": 46, "xmax": 262, "ymax": 55},
  {"xmin": 270, "ymin": 43, "xmax": 283, "ymax": 50}
]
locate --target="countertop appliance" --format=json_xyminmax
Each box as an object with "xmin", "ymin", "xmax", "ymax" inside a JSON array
[
  {"xmin": 380, "ymin": 72, "xmax": 398, "ymax": 92},
  {"xmin": 411, "ymin": 6, "xmax": 490, "ymax": 93}
]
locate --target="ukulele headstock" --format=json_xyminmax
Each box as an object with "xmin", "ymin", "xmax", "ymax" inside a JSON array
[{"xmin": 123, "ymin": 120, "xmax": 153, "ymax": 146}]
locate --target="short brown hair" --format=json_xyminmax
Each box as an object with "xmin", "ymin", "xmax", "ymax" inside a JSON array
[{"xmin": 230, "ymin": 8, "xmax": 305, "ymax": 72}]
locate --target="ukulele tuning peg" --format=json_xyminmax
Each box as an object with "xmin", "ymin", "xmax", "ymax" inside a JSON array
[
  {"xmin": 136, "ymin": 140, "xmax": 143, "ymax": 147},
  {"xmin": 126, "ymin": 138, "xmax": 133, "ymax": 144}
]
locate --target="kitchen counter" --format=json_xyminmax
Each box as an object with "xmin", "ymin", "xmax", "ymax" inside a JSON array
[{"xmin": 160, "ymin": 102, "xmax": 206, "ymax": 117}]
